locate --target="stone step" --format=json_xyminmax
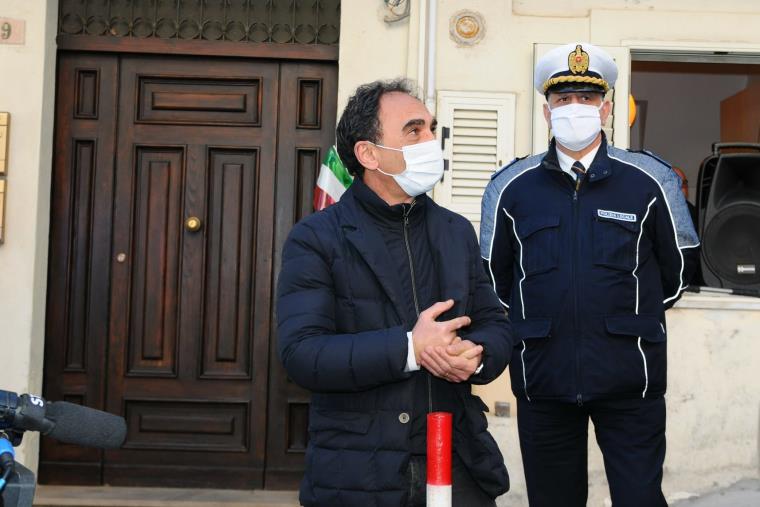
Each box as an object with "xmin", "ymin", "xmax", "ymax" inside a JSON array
[{"xmin": 33, "ymin": 486, "xmax": 299, "ymax": 507}]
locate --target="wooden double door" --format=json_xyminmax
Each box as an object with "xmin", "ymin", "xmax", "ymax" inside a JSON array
[{"xmin": 41, "ymin": 52, "xmax": 336, "ymax": 488}]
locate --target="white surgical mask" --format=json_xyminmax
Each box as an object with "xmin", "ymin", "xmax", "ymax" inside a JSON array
[
  {"xmin": 549, "ymin": 102, "xmax": 604, "ymax": 152},
  {"xmin": 371, "ymin": 139, "xmax": 444, "ymax": 197}
]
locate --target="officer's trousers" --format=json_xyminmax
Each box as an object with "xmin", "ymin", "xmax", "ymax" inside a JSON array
[{"xmin": 517, "ymin": 396, "xmax": 667, "ymax": 507}]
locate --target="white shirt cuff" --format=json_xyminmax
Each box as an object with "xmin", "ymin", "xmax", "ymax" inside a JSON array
[
  {"xmin": 404, "ymin": 331, "xmax": 420, "ymax": 372},
  {"xmin": 475, "ymin": 362, "xmax": 484, "ymax": 375}
]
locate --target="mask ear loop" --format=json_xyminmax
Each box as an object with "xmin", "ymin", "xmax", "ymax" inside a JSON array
[
  {"xmin": 368, "ymin": 141, "xmax": 402, "ymax": 152},
  {"xmin": 366, "ymin": 141, "xmax": 406, "ymax": 177},
  {"xmin": 376, "ymin": 166, "xmax": 405, "ymax": 178}
]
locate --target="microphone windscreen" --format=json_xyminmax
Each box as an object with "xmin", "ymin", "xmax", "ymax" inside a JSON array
[{"xmin": 45, "ymin": 402, "xmax": 127, "ymax": 449}]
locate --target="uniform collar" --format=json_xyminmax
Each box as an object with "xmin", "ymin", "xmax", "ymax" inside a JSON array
[
  {"xmin": 542, "ymin": 134, "xmax": 613, "ymax": 184},
  {"xmin": 556, "ymin": 144, "xmax": 600, "ymax": 179}
]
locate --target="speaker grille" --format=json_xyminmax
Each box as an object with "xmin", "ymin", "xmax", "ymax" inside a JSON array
[{"xmin": 702, "ymin": 203, "xmax": 760, "ymax": 286}]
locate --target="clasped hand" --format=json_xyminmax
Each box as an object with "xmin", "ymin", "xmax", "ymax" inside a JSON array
[{"xmin": 411, "ymin": 299, "xmax": 483, "ymax": 383}]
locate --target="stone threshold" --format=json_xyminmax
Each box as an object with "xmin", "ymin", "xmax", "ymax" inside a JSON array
[{"xmin": 33, "ymin": 485, "xmax": 299, "ymax": 507}]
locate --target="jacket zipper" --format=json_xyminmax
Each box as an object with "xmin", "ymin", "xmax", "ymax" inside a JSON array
[
  {"xmin": 573, "ymin": 176, "xmax": 583, "ymax": 407},
  {"xmin": 402, "ymin": 202, "xmax": 432, "ymax": 412}
]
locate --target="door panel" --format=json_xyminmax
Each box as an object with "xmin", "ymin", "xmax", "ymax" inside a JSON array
[
  {"xmin": 201, "ymin": 148, "xmax": 260, "ymax": 379},
  {"xmin": 127, "ymin": 147, "xmax": 185, "ymax": 377},
  {"xmin": 40, "ymin": 52, "xmax": 119, "ymax": 485},
  {"xmin": 266, "ymin": 62, "xmax": 338, "ymax": 489},
  {"xmin": 104, "ymin": 55, "xmax": 277, "ymax": 488}
]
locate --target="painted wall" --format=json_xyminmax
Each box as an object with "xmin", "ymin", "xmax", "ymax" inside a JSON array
[
  {"xmin": 339, "ymin": 1, "xmax": 760, "ymax": 503},
  {"xmin": 0, "ymin": 0, "xmax": 58, "ymax": 470}
]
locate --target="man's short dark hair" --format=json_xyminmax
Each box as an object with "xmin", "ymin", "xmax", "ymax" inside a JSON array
[{"xmin": 336, "ymin": 79, "xmax": 417, "ymax": 179}]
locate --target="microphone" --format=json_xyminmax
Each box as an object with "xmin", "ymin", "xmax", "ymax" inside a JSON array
[
  {"xmin": 0, "ymin": 390, "xmax": 126, "ymax": 449},
  {"xmin": 0, "ymin": 435, "xmax": 14, "ymax": 491}
]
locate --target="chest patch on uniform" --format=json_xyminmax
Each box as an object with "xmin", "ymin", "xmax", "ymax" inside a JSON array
[{"xmin": 597, "ymin": 209, "xmax": 637, "ymax": 223}]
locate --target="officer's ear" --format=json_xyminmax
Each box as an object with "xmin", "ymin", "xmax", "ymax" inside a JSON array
[
  {"xmin": 599, "ymin": 100, "xmax": 613, "ymax": 125},
  {"xmin": 543, "ymin": 102, "xmax": 552, "ymax": 128}
]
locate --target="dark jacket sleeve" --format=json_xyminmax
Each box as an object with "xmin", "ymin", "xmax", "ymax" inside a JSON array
[
  {"xmin": 276, "ymin": 220, "xmax": 410, "ymax": 393},
  {"xmin": 462, "ymin": 224, "xmax": 513, "ymax": 384}
]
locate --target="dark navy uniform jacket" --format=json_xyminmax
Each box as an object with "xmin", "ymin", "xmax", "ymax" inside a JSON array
[{"xmin": 480, "ymin": 137, "xmax": 699, "ymax": 404}]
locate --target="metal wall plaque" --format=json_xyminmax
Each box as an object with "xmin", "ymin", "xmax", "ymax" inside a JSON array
[
  {"xmin": 0, "ymin": 179, "xmax": 5, "ymax": 243},
  {"xmin": 449, "ymin": 10, "xmax": 486, "ymax": 47},
  {"xmin": 0, "ymin": 112, "xmax": 8, "ymax": 243},
  {"xmin": 0, "ymin": 18, "xmax": 25, "ymax": 45},
  {"xmin": 0, "ymin": 112, "xmax": 8, "ymax": 175}
]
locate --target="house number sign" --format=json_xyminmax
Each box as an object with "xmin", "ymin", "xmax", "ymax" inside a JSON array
[{"xmin": 0, "ymin": 18, "xmax": 25, "ymax": 45}]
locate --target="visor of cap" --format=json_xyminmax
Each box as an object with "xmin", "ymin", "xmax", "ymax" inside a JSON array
[
  {"xmin": 545, "ymin": 80, "xmax": 608, "ymax": 94},
  {"xmin": 543, "ymin": 75, "xmax": 609, "ymax": 94}
]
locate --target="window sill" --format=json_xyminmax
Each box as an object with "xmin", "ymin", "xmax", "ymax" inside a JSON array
[{"xmin": 673, "ymin": 291, "xmax": 760, "ymax": 311}]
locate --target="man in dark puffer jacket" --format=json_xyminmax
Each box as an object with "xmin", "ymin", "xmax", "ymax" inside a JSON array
[{"xmin": 277, "ymin": 79, "xmax": 513, "ymax": 507}]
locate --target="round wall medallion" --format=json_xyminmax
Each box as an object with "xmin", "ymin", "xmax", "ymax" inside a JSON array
[{"xmin": 449, "ymin": 10, "xmax": 485, "ymax": 46}]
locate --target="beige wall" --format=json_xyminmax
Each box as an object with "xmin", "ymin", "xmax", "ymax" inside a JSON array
[
  {"xmin": 339, "ymin": 1, "xmax": 760, "ymax": 503},
  {"xmin": 0, "ymin": 0, "xmax": 58, "ymax": 470},
  {"xmin": 339, "ymin": 0, "xmax": 760, "ymax": 156}
]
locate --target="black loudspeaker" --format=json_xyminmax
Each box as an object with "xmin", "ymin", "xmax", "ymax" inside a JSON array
[{"xmin": 697, "ymin": 143, "xmax": 760, "ymax": 289}]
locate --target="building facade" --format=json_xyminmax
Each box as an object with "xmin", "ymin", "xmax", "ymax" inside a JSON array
[{"xmin": 0, "ymin": 1, "xmax": 758, "ymax": 504}]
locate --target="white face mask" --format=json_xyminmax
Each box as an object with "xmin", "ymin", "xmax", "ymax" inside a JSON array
[
  {"xmin": 549, "ymin": 102, "xmax": 604, "ymax": 152},
  {"xmin": 371, "ymin": 139, "xmax": 444, "ymax": 197}
]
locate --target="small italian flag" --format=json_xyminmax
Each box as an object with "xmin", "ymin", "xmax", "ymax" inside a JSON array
[{"xmin": 313, "ymin": 146, "xmax": 353, "ymax": 211}]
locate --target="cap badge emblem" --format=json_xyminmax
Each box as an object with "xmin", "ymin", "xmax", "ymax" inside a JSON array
[{"xmin": 568, "ymin": 44, "xmax": 590, "ymax": 74}]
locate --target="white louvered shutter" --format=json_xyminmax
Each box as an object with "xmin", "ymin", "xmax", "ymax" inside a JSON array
[{"xmin": 434, "ymin": 91, "xmax": 516, "ymax": 233}]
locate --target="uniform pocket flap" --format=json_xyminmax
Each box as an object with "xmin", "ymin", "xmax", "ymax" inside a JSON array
[
  {"xmin": 515, "ymin": 215, "xmax": 560, "ymax": 239},
  {"xmin": 605, "ymin": 315, "xmax": 665, "ymax": 343},
  {"xmin": 309, "ymin": 409, "xmax": 373, "ymax": 434},
  {"xmin": 595, "ymin": 214, "xmax": 639, "ymax": 233},
  {"xmin": 512, "ymin": 318, "xmax": 552, "ymax": 340}
]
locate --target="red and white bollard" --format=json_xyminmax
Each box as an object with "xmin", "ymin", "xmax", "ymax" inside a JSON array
[{"xmin": 427, "ymin": 412, "xmax": 452, "ymax": 507}]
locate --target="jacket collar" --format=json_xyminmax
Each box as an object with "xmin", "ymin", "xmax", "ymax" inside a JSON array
[
  {"xmin": 352, "ymin": 176, "xmax": 426, "ymax": 228},
  {"xmin": 542, "ymin": 134, "xmax": 613, "ymax": 184}
]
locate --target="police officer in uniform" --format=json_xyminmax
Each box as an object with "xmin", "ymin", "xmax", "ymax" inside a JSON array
[{"xmin": 480, "ymin": 43, "xmax": 699, "ymax": 506}]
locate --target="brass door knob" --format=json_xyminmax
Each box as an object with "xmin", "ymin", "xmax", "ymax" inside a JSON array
[{"xmin": 185, "ymin": 216, "xmax": 202, "ymax": 232}]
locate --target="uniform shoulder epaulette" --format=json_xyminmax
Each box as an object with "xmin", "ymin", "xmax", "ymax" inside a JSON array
[
  {"xmin": 629, "ymin": 149, "xmax": 671, "ymax": 169},
  {"xmin": 490, "ymin": 155, "xmax": 529, "ymax": 180}
]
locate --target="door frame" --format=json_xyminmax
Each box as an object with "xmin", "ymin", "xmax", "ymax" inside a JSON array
[{"xmin": 43, "ymin": 34, "xmax": 338, "ymax": 488}]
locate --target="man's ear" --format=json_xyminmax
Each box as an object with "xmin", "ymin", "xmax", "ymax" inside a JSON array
[
  {"xmin": 600, "ymin": 100, "xmax": 613, "ymax": 125},
  {"xmin": 543, "ymin": 103, "xmax": 552, "ymax": 129},
  {"xmin": 355, "ymin": 141, "xmax": 379, "ymax": 172}
]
